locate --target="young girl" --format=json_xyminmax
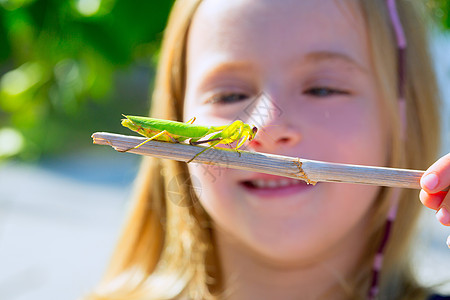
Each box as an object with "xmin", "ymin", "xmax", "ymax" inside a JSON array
[{"xmin": 85, "ymin": 0, "xmax": 450, "ymax": 299}]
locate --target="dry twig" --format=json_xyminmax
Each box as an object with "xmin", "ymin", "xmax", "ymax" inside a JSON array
[{"xmin": 92, "ymin": 132, "xmax": 448, "ymax": 191}]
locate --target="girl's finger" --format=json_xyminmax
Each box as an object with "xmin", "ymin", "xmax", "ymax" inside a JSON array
[
  {"xmin": 420, "ymin": 153, "xmax": 450, "ymax": 194},
  {"xmin": 435, "ymin": 192, "xmax": 450, "ymax": 226},
  {"xmin": 419, "ymin": 190, "xmax": 447, "ymax": 210}
]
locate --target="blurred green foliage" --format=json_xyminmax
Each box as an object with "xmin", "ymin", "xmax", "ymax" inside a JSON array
[
  {"xmin": 0, "ymin": 0, "xmax": 448, "ymax": 160},
  {"xmin": 0, "ymin": 0, "xmax": 174, "ymax": 160},
  {"xmin": 428, "ymin": 0, "xmax": 450, "ymax": 30}
]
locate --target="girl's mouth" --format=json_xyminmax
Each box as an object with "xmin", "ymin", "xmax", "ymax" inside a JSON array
[{"xmin": 239, "ymin": 177, "xmax": 316, "ymax": 198}]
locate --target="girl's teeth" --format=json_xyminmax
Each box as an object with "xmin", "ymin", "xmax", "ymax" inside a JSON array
[
  {"xmin": 255, "ymin": 179, "xmax": 265, "ymax": 188},
  {"xmin": 267, "ymin": 180, "xmax": 278, "ymax": 188},
  {"xmin": 279, "ymin": 179, "xmax": 290, "ymax": 187},
  {"xmin": 252, "ymin": 179, "xmax": 301, "ymax": 188}
]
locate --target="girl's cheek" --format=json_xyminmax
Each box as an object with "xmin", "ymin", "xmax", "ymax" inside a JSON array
[
  {"xmin": 188, "ymin": 163, "xmax": 227, "ymax": 187},
  {"xmin": 187, "ymin": 164, "xmax": 238, "ymax": 222},
  {"xmin": 187, "ymin": 163, "xmax": 238, "ymax": 207},
  {"xmin": 302, "ymin": 102, "xmax": 386, "ymax": 165}
]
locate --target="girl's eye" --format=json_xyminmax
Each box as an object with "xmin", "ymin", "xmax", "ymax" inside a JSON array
[
  {"xmin": 304, "ymin": 87, "xmax": 349, "ymax": 97},
  {"xmin": 206, "ymin": 93, "xmax": 249, "ymax": 104}
]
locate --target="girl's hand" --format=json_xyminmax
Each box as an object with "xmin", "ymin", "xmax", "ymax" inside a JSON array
[
  {"xmin": 419, "ymin": 153, "xmax": 450, "ymax": 225},
  {"xmin": 419, "ymin": 153, "xmax": 450, "ymax": 247}
]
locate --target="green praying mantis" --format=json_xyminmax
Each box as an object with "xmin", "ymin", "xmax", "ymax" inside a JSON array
[{"xmin": 120, "ymin": 115, "xmax": 258, "ymax": 163}]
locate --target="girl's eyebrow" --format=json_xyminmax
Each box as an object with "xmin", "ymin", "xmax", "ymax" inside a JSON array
[
  {"xmin": 196, "ymin": 52, "xmax": 367, "ymax": 86},
  {"xmin": 195, "ymin": 61, "xmax": 257, "ymax": 86},
  {"xmin": 303, "ymin": 51, "xmax": 369, "ymax": 73},
  {"xmin": 202, "ymin": 61, "xmax": 256, "ymax": 76}
]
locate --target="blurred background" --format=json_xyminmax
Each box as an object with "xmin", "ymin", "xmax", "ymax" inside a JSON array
[{"xmin": 0, "ymin": 0, "xmax": 449, "ymax": 299}]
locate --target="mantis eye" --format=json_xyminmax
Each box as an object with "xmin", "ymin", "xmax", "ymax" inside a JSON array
[{"xmin": 252, "ymin": 126, "xmax": 258, "ymax": 135}]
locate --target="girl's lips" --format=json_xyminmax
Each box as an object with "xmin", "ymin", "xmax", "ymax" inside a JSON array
[{"xmin": 238, "ymin": 174, "xmax": 316, "ymax": 198}]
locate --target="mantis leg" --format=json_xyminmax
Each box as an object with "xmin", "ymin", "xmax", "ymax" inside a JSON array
[
  {"xmin": 118, "ymin": 130, "xmax": 173, "ymax": 152},
  {"xmin": 187, "ymin": 139, "xmax": 223, "ymax": 163},
  {"xmin": 186, "ymin": 117, "xmax": 196, "ymax": 124},
  {"xmin": 234, "ymin": 135, "xmax": 250, "ymax": 158},
  {"xmin": 186, "ymin": 120, "xmax": 252, "ymax": 162},
  {"xmin": 189, "ymin": 137, "xmax": 222, "ymax": 145},
  {"xmin": 236, "ymin": 134, "xmax": 249, "ymax": 149}
]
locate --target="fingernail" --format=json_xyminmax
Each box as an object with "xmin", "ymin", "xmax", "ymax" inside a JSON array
[
  {"xmin": 436, "ymin": 207, "xmax": 450, "ymax": 225},
  {"xmin": 422, "ymin": 173, "xmax": 439, "ymax": 190},
  {"xmin": 447, "ymin": 236, "xmax": 450, "ymax": 249}
]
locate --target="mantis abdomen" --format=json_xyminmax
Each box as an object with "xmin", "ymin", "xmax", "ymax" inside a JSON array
[{"xmin": 122, "ymin": 115, "xmax": 214, "ymax": 142}]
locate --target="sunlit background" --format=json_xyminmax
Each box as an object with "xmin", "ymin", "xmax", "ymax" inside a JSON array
[{"xmin": 0, "ymin": 1, "xmax": 449, "ymax": 299}]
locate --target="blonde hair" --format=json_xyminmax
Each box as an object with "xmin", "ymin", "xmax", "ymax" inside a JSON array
[{"xmin": 84, "ymin": 0, "xmax": 441, "ymax": 299}]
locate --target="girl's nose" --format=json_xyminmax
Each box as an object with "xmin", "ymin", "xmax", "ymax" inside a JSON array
[{"xmin": 249, "ymin": 122, "xmax": 302, "ymax": 152}]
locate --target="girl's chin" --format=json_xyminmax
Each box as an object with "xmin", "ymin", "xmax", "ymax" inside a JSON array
[{"xmin": 240, "ymin": 237, "xmax": 332, "ymax": 267}]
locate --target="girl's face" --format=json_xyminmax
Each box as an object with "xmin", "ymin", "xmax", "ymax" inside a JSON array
[{"xmin": 184, "ymin": 0, "xmax": 389, "ymax": 264}]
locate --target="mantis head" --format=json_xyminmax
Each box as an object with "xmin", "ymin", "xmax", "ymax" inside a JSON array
[{"xmin": 249, "ymin": 126, "xmax": 258, "ymax": 140}]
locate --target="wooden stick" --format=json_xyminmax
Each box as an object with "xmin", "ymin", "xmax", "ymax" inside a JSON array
[{"xmin": 92, "ymin": 132, "xmax": 448, "ymax": 191}]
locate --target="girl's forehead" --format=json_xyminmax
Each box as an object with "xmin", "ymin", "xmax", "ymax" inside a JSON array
[
  {"xmin": 194, "ymin": 0, "xmax": 363, "ymax": 26},
  {"xmin": 188, "ymin": 0, "xmax": 370, "ymax": 71}
]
